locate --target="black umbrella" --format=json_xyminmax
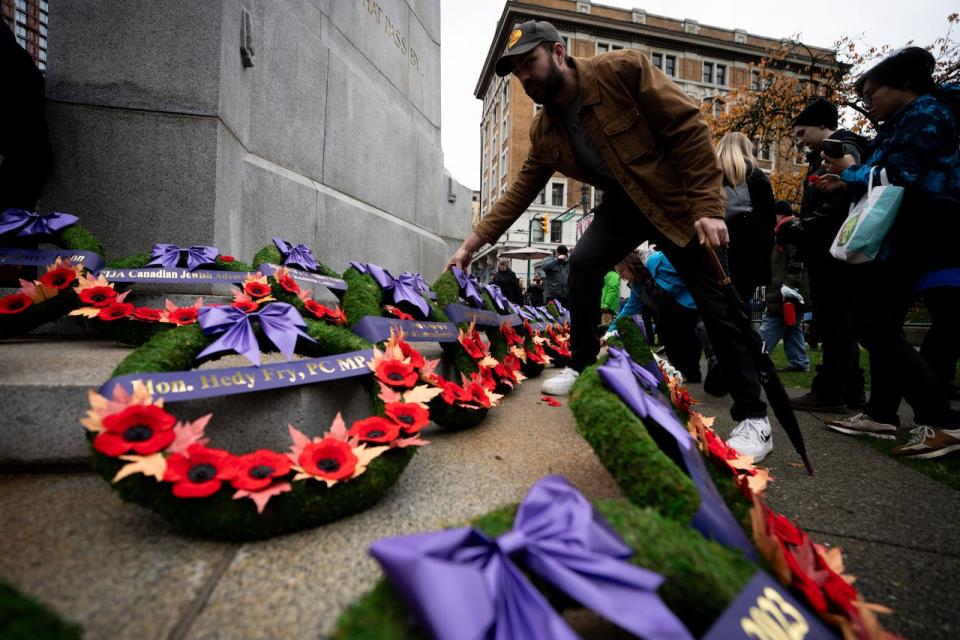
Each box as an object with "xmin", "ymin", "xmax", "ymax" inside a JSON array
[{"xmin": 704, "ymin": 244, "xmax": 814, "ymax": 475}]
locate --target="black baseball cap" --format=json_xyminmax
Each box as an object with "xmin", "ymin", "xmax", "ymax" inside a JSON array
[{"xmin": 494, "ymin": 20, "xmax": 563, "ymax": 77}]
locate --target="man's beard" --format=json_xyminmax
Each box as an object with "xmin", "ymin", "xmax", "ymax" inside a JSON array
[{"xmin": 523, "ymin": 57, "xmax": 564, "ymax": 106}]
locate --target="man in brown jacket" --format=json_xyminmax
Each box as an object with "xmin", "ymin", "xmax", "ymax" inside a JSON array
[{"xmin": 447, "ymin": 21, "xmax": 774, "ymax": 461}]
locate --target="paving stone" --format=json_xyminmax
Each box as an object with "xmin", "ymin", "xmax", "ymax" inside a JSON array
[{"xmin": 0, "ymin": 473, "xmax": 231, "ymax": 640}]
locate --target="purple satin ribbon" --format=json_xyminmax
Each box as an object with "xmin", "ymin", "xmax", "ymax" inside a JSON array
[
  {"xmin": 552, "ymin": 300, "xmax": 569, "ymax": 316},
  {"xmin": 351, "ymin": 261, "xmax": 432, "ymax": 319},
  {"xmin": 601, "ymin": 348, "xmax": 686, "ymax": 441},
  {"xmin": 451, "ymin": 266, "xmax": 485, "ymax": 308},
  {"xmin": 197, "ymin": 302, "xmax": 315, "ymax": 366},
  {"xmin": 272, "ymin": 237, "xmax": 320, "ymax": 272},
  {"xmin": 0, "ymin": 208, "xmax": 78, "ymax": 237},
  {"xmin": 482, "ymin": 282, "xmax": 511, "ymax": 313},
  {"xmin": 147, "ymin": 243, "xmax": 219, "ymax": 271},
  {"xmin": 371, "ymin": 475, "xmax": 692, "ymax": 640}
]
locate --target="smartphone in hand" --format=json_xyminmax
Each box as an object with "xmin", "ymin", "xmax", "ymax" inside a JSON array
[{"xmin": 821, "ymin": 138, "xmax": 845, "ymax": 158}]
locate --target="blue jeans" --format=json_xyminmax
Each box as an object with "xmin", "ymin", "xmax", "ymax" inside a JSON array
[{"xmin": 759, "ymin": 309, "xmax": 809, "ymax": 370}]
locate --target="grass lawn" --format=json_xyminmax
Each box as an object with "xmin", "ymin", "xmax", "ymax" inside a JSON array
[{"xmin": 765, "ymin": 343, "xmax": 959, "ymax": 491}]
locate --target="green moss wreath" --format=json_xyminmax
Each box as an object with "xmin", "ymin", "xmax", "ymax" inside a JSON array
[{"xmin": 85, "ymin": 263, "xmax": 424, "ymax": 540}]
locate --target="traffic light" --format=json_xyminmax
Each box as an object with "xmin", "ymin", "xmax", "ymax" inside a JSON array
[{"xmin": 541, "ymin": 214, "xmax": 550, "ymax": 237}]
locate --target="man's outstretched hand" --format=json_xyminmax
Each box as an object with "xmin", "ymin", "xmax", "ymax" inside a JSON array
[
  {"xmin": 694, "ymin": 217, "xmax": 729, "ymax": 249},
  {"xmin": 445, "ymin": 232, "xmax": 485, "ymax": 272}
]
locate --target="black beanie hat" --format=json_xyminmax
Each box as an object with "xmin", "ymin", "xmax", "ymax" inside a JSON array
[
  {"xmin": 793, "ymin": 98, "xmax": 838, "ymax": 129},
  {"xmin": 556, "ymin": 245, "xmax": 569, "ymax": 255}
]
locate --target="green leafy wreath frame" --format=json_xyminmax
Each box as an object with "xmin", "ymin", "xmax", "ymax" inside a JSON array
[{"xmin": 88, "ymin": 247, "xmax": 417, "ymax": 541}]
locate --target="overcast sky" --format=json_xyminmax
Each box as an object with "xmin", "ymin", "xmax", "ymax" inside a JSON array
[{"xmin": 440, "ymin": 0, "xmax": 956, "ymax": 190}]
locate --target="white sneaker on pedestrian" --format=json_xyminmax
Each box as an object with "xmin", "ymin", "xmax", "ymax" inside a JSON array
[
  {"xmin": 725, "ymin": 416, "xmax": 773, "ymax": 463},
  {"xmin": 825, "ymin": 413, "xmax": 897, "ymax": 440},
  {"xmin": 542, "ymin": 367, "xmax": 580, "ymax": 396}
]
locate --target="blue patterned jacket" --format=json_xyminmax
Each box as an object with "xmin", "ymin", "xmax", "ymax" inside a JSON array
[{"xmin": 842, "ymin": 86, "xmax": 960, "ymax": 197}]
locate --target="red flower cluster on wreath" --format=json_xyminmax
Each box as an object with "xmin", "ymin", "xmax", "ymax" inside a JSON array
[
  {"xmin": 384, "ymin": 304, "xmax": 414, "ymax": 320},
  {"xmin": 752, "ymin": 500, "xmax": 892, "ymax": 638},
  {"xmin": 1, "ymin": 256, "xmax": 84, "ymax": 314},
  {"xmin": 165, "ymin": 444, "xmax": 238, "ymax": 498}
]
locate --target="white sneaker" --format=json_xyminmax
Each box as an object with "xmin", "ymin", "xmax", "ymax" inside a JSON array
[
  {"xmin": 725, "ymin": 416, "xmax": 773, "ymax": 463},
  {"xmin": 542, "ymin": 367, "xmax": 580, "ymax": 396}
]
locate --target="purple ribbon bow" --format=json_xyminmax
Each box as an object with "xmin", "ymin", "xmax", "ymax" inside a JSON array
[
  {"xmin": 482, "ymin": 282, "xmax": 510, "ymax": 313},
  {"xmin": 272, "ymin": 237, "xmax": 320, "ymax": 272},
  {"xmin": 600, "ymin": 348, "xmax": 686, "ymax": 441},
  {"xmin": 351, "ymin": 261, "xmax": 432, "ymax": 319},
  {"xmin": 0, "ymin": 208, "xmax": 78, "ymax": 238},
  {"xmin": 451, "ymin": 266, "xmax": 485, "ymax": 308},
  {"xmin": 196, "ymin": 302, "xmax": 315, "ymax": 366},
  {"xmin": 147, "ymin": 243, "xmax": 220, "ymax": 271},
  {"xmin": 371, "ymin": 475, "xmax": 692, "ymax": 640}
]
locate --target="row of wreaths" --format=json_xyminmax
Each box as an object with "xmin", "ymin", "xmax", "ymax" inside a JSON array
[{"xmin": 1, "ymin": 213, "xmax": 891, "ymax": 639}]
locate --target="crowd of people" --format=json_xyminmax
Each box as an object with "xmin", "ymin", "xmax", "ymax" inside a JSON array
[{"xmin": 450, "ymin": 21, "xmax": 960, "ymax": 462}]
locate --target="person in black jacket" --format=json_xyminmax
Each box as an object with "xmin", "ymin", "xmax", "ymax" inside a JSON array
[
  {"xmin": 526, "ymin": 274, "xmax": 545, "ymax": 306},
  {"xmin": 541, "ymin": 245, "xmax": 570, "ymax": 306},
  {"xmin": 716, "ymin": 132, "xmax": 775, "ymax": 305},
  {"xmin": 785, "ymin": 98, "xmax": 869, "ymax": 412},
  {"xmin": 491, "ymin": 259, "xmax": 524, "ymax": 305}
]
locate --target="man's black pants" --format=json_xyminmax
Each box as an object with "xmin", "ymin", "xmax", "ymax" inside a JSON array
[{"xmin": 568, "ymin": 191, "xmax": 766, "ymax": 421}]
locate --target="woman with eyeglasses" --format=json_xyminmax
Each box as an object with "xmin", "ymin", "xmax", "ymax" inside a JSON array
[{"xmin": 813, "ymin": 47, "xmax": 960, "ymax": 459}]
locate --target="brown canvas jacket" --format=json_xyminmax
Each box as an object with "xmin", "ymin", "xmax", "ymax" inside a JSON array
[{"xmin": 474, "ymin": 49, "xmax": 725, "ymax": 247}]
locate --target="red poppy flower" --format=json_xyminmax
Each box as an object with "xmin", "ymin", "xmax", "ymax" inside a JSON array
[
  {"xmin": 438, "ymin": 379, "xmax": 465, "ymax": 405},
  {"xmin": 348, "ymin": 416, "xmax": 401, "ymax": 443},
  {"xmin": 299, "ymin": 438, "xmax": 357, "ymax": 481},
  {"xmin": 277, "ymin": 273, "xmax": 300, "ymax": 294},
  {"xmin": 0, "ymin": 292, "xmax": 32, "ymax": 314},
  {"xmin": 94, "ymin": 404, "xmax": 176, "ymax": 457},
  {"xmin": 133, "ymin": 307, "xmax": 162, "ymax": 322},
  {"xmin": 397, "ymin": 339, "xmax": 425, "ymax": 369},
  {"xmin": 232, "ymin": 300, "xmax": 259, "ymax": 313},
  {"xmin": 167, "ymin": 306, "xmax": 199, "ymax": 325},
  {"xmin": 231, "ymin": 449, "xmax": 292, "ymax": 492},
  {"xmin": 464, "ymin": 382, "xmax": 492, "ymax": 408},
  {"xmin": 244, "ymin": 281, "xmax": 273, "ymax": 298},
  {"xmin": 459, "ymin": 334, "xmax": 484, "ymax": 360},
  {"xmin": 220, "ymin": 255, "xmax": 236, "ymax": 262},
  {"xmin": 541, "ymin": 396, "xmax": 562, "ymax": 407},
  {"xmin": 39, "ymin": 267, "xmax": 77, "ymax": 290},
  {"xmin": 325, "ymin": 306, "xmax": 347, "ymax": 325},
  {"xmin": 375, "ymin": 359, "xmax": 418, "ymax": 388},
  {"xmin": 384, "ymin": 304, "xmax": 414, "ymax": 320},
  {"xmin": 98, "ymin": 302, "xmax": 134, "ymax": 321},
  {"xmin": 501, "ymin": 323, "xmax": 523, "ymax": 346},
  {"xmin": 477, "ymin": 366, "xmax": 497, "ymax": 391},
  {"xmin": 165, "ymin": 444, "xmax": 238, "ymax": 498},
  {"xmin": 384, "ymin": 402, "xmax": 430, "ymax": 434},
  {"xmin": 78, "ymin": 286, "xmax": 117, "ymax": 308}
]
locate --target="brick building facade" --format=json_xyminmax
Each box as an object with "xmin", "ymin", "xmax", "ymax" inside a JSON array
[{"xmin": 1, "ymin": 0, "xmax": 48, "ymax": 69}]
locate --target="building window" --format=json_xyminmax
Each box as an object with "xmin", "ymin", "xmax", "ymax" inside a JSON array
[
  {"xmin": 16, "ymin": 9, "xmax": 26, "ymax": 24},
  {"xmin": 536, "ymin": 188, "xmax": 546, "ymax": 205},
  {"xmin": 596, "ymin": 42, "xmax": 623, "ymax": 54},
  {"xmin": 532, "ymin": 217, "xmax": 545, "ymax": 242},
  {"xmin": 551, "ymin": 182, "xmax": 565, "ymax": 207},
  {"xmin": 39, "ymin": 10, "xmax": 47, "ymax": 25},
  {"xmin": 500, "ymin": 150, "xmax": 507, "ymax": 176},
  {"xmin": 703, "ymin": 62, "xmax": 726, "ymax": 86},
  {"xmin": 550, "ymin": 220, "xmax": 563, "ymax": 243},
  {"xmin": 502, "ymin": 115, "xmax": 509, "ymax": 136},
  {"xmin": 503, "ymin": 81, "xmax": 509, "ymax": 105},
  {"xmin": 40, "ymin": 24, "xmax": 47, "ymax": 36},
  {"xmin": 39, "ymin": 0, "xmax": 49, "ymax": 10},
  {"xmin": 16, "ymin": 0, "xmax": 26, "ymax": 10},
  {"xmin": 750, "ymin": 69, "xmax": 760, "ymax": 90},
  {"xmin": 754, "ymin": 140, "xmax": 771, "ymax": 161},
  {"xmin": 651, "ymin": 52, "xmax": 676, "ymax": 77}
]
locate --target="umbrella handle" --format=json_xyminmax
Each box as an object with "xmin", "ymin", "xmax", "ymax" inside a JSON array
[{"xmin": 703, "ymin": 244, "xmax": 732, "ymax": 286}]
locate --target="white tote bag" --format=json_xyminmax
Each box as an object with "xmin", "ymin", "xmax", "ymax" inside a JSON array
[{"xmin": 829, "ymin": 167, "xmax": 905, "ymax": 264}]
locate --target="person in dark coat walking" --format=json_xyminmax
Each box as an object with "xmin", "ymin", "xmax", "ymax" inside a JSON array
[
  {"xmin": 491, "ymin": 259, "xmax": 524, "ymax": 305},
  {"xmin": 541, "ymin": 245, "xmax": 570, "ymax": 306}
]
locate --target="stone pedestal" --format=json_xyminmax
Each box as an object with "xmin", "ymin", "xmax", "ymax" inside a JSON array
[{"xmin": 39, "ymin": 0, "xmax": 466, "ymax": 280}]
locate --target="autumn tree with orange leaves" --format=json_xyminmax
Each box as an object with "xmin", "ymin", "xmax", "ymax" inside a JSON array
[{"xmin": 703, "ymin": 14, "xmax": 959, "ymax": 204}]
